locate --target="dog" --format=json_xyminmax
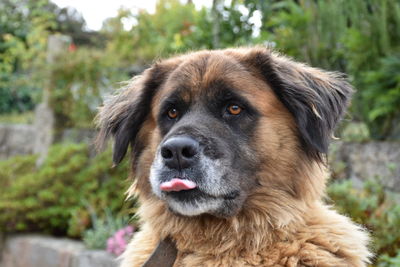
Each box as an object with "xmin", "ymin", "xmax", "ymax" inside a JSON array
[{"xmin": 96, "ymin": 47, "xmax": 371, "ymax": 267}]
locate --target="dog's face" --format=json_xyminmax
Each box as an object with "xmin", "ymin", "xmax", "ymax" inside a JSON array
[
  {"xmin": 149, "ymin": 58, "xmax": 269, "ymax": 217},
  {"xmin": 97, "ymin": 48, "xmax": 353, "ymax": 218}
]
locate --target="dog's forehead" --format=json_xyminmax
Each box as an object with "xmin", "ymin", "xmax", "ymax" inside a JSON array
[
  {"xmin": 163, "ymin": 53, "xmax": 247, "ymax": 96},
  {"xmin": 152, "ymin": 52, "xmax": 284, "ymax": 115}
]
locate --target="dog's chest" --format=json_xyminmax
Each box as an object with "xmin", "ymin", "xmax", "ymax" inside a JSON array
[
  {"xmin": 171, "ymin": 239, "xmax": 349, "ymax": 267},
  {"xmin": 172, "ymin": 247, "xmax": 288, "ymax": 267}
]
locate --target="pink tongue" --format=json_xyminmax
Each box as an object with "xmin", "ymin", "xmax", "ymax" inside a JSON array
[{"xmin": 160, "ymin": 178, "xmax": 197, "ymax": 192}]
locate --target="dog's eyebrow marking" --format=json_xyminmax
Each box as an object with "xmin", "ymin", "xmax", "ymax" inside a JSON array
[
  {"xmin": 206, "ymin": 79, "xmax": 247, "ymax": 99},
  {"xmin": 162, "ymin": 86, "xmax": 192, "ymax": 104},
  {"xmin": 159, "ymin": 89, "xmax": 189, "ymax": 109},
  {"xmin": 162, "ymin": 84, "xmax": 192, "ymax": 102},
  {"xmin": 205, "ymin": 79, "xmax": 259, "ymax": 115}
]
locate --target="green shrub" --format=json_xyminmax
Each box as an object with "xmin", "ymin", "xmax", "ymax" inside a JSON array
[
  {"xmin": 0, "ymin": 143, "xmax": 133, "ymax": 237},
  {"xmin": 378, "ymin": 250, "xmax": 400, "ymax": 267},
  {"xmin": 328, "ymin": 179, "xmax": 400, "ymax": 266},
  {"xmin": 48, "ymin": 48, "xmax": 128, "ymax": 130},
  {"xmin": 359, "ymin": 55, "xmax": 400, "ymax": 139},
  {"xmin": 260, "ymin": 0, "xmax": 400, "ymax": 140},
  {"xmin": 0, "ymin": 154, "xmax": 38, "ymax": 188},
  {"xmin": 0, "ymin": 74, "xmax": 36, "ymax": 114},
  {"xmin": 0, "ymin": 1, "xmax": 54, "ymax": 115},
  {"xmin": 340, "ymin": 122, "xmax": 371, "ymax": 142}
]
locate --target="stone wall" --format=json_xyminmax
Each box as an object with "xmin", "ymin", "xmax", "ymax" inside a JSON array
[
  {"xmin": 0, "ymin": 124, "xmax": 35, "ymax": 160},
  {"xmin": 0, "ymin": 124, "xmax": 95, "ymax": 160},
  {"xmin": 0, "ymin": 235, "xmax": 118, "ymax": 267},
  {"xmin": 330, "ymin": 141, "xmax": 400, "ymax": 192}
]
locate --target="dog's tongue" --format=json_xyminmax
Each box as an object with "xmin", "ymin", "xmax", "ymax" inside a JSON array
[{"xmin": 160, "ymin": 178, "xmax": 197, "ymax": 192}]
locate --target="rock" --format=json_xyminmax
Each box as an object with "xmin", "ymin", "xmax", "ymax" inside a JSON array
[
  {"xmin": 61, "ymin": 128, "xmax": 96, "ymax": 145},
  {"xmin": 0, "ymin": 235, "xmax": 119, "ymax": 267},
  {"xmin": 0, "ymin": 121, "xmax": 96, "ymax": 160},
  {"xmin": 72, "ymin": 250, "xmax": 119, "ymax": 267},
  {"xmin": 329, "ymin": 141, "xmax": 400, "ymax": 192},
  {"xmin": 0, "ymin": 124, "xmax": 35, "ymax": 159}
]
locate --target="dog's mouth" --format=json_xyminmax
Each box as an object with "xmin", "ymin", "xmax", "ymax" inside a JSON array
[
  {"xmin": 161, "ymin": 185, "xmax": 242, "ymax": 217},
  {"xmin": 167, "ymin": 188, "xmax": 211, "ymax": 202},
  {"xmin": 150, "ymin": 156, "xmax": 244, "ymax": 217},
  {"xmin": 159, "ymin": 178, "xmax": 240, "ymax": 202},
  {"xmin": 160, "ymin": 178, "xmax": 197, "ymax": 192},
  {"xmin": 160, "ymin": 178, "xmax": 201, "ymax": 202}
]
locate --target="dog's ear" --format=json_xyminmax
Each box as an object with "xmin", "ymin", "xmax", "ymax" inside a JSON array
[
  {"xmin": 96, "ymin": 62, "xmax": 175, "ymax": 165},
  {"xmin": 239, "ymin": 48, "xmax": 353, "ymax": 160}
]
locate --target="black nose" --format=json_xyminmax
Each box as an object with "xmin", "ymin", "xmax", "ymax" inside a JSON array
[{"xmin": 161, "ymin": 136, "xmax": 199, "ymax": 170}]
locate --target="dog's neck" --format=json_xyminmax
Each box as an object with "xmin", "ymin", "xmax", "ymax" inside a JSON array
[{"xmin": 136, "ymin": 193, "xmax": 313, "ymax": 256}]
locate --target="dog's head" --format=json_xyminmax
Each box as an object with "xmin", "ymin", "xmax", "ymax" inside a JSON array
[{"xmin": 97, "ymin": 47, "xmax": 352, "ymax": 218}]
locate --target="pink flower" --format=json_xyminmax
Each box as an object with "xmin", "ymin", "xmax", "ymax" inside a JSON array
[
  {"xmin": 125, "ymin": 226, "xmax": 134, "ymax": 234},
  {"xmin": 106, "ymin": 226, "xmax": 135, "ymax": 256},
  {"xmin": 107, "ymin": 237, "xmax": 115, "ymax": 253}
]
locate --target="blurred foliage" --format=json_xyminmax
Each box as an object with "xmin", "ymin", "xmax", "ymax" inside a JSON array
[
  {"xmin": 379, "ymin": 251, "xmax": 400, "ymax": 267},
  {"xmin": 328, "ymin": 179, "xmax": 400, "ymax": 266},
  {"xmin": 260, "ymin": 0, "xmax": 400, "ymax": 139},
  {"xmin": 101, "ymin": 1, "xmax": 213, "ymax": 65},
  {"xmin": 340, "ymin": 122, "xmax": 371, "ymax": 142},
  {"xmin": 101, "ymin": 0, "xmax": 261, "ymax": 64},
  {"xmin": 0, "ymin": 0, "xmax": 55, "ymax": 113},
  {"xmin": 0, "ymin": 111, "xmax": 34, "ymax": 124},
  {"xmin": 360, "ymin": 54, "xmax": 400, "ymax": 139},
  {"xmin": 49, "ymin": 47, "xmax": 127, "ymax": 129},
  {"xmin": 0, "ymin": 0, "xmax": 101, "ymax": 115},
  {"xmin": 0, "ymin": 143, "xmax": 134, "ymax": 237},
  {"xmin": 1, "ymin": 0, "xmax": 399, "ymax": 139},
  {"xmin": 82, "ymin": 209, "xmax": 132, "ymax": 250}
]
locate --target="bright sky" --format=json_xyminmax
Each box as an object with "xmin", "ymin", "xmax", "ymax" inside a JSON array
[{"xmin": 51, "ymin": 0, "xmax": 213, "ymax": 31}]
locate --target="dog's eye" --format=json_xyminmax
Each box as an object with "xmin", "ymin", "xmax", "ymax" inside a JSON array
[
  {"xmin": 167, "ymin": 108, "xmax": 179, "ymax": 119},
  {"xmin": 226, "ymin": 104, "xmax": 242, "ymax": 115}
]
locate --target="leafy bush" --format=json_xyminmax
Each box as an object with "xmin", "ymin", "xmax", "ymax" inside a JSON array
[
  {"xmin": 101, "ymin": 1, "xmax": 213, "ymax": 65},
  {"xmin": 0, "ymin": 0, "xmax": 55, "ymax": 114},
  {"xmin": 339, "ymin": 122, "xmax": 371, "ymax": 142},
  {"xmin": 49, "ymin": 48, "xmax": 128, "ymax": 130},
  {"xmin": 0, "ymin": 143, "xmax": 133, "ymax": 237},
  {"xmin": 260, "ymin": 0, "xmax": 400, "ymax": 139},
  {"xmin": 328, "ymin": 179, "xmax": 400, "ymax": 266},
  {"xmin": 359, "ymin": 55, "xmax": 400, "ymax": 139},
  {"xmin": 0, "ymin": 74, "xmax": 36, "ymax": 114},
  {"xmin": 378, "ymin": 251, "xmax": 400, "ymax": 267}
]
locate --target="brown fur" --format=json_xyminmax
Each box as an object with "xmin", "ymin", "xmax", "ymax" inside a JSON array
[{"xmin": 96, "ymin": 47, "xmax": 371, "ymax": 266}]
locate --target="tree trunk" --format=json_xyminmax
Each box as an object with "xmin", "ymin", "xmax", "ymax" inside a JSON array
[{"xmin": 211, "ymin": 0, "xmax": 222, "ymax": 49}]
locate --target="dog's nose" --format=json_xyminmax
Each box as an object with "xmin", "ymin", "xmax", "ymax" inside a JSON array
[{"xmin": 161, "ymin": 136, "xmax": 199, "ymax": 170}]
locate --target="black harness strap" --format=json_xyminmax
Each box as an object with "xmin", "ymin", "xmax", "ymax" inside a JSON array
[{"xmin": 141, "ymin": 237, "xmax": 178, "ymax": 267}]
